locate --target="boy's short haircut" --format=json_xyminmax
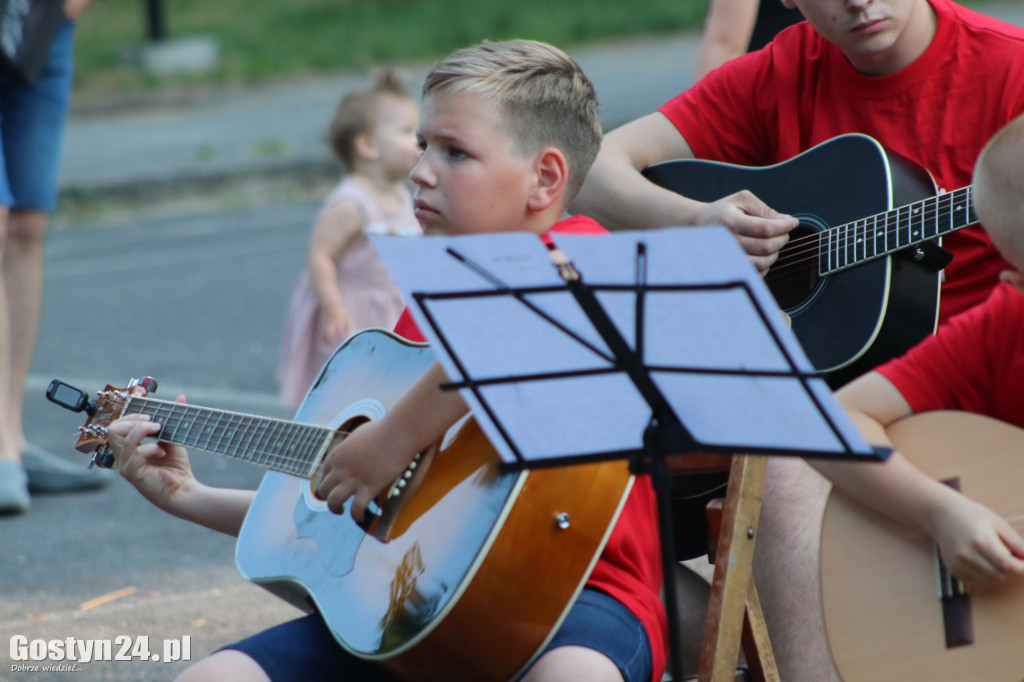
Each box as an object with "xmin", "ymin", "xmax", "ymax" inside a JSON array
[
  {"xmin": 328, "ymin": 70, "xmax": 411, "ymax": 171},
  {"xmin": 423, "ymin": 39, "xmax": 602, "ymax": 201},
  {"xmin": 974, "ymin": 112, "xmax": 1024, "ymax": 267}
]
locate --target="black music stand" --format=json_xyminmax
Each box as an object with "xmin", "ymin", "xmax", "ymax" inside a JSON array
[{"xmin": 374, "ymin": 226, "xmax": 888, "ymax": 681}]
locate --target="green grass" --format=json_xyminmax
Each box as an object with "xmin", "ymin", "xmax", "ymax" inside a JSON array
[{"xmin": 72, "ymin": 0, "xmax": 708, "ymax": 100}]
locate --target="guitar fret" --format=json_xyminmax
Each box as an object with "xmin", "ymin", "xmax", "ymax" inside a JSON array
[
  {"xmin": 844, "ymin": 220, "xmax": 855, "ymax": 269},
  {"xmin": 883, "ymin": 209, "xmax": 889, "ymax": 252},
  {"xmin": 896, "ymin": 205, "xmax": 909, "ymax": 250},
  {"xmin": 822, "ymin": 228, "xmax": 834, "ymax": 274},
  {"xmin": 863, "ymin": 216, "xmax": 877, "ymax": 262},
  {"xmin": 856, "ymin": 219, "xmax": 867, "ymax": 263},
  {"xmin": 237, "ymin": 416, "xmax": 261, "ymax": 465},
  {"xmin": 922, "ymin": 195, "xmax": 938, "ymax": 240},
  {"xmin": 251, "ymin": 418, "xmax": 275, "ymax": 468}
]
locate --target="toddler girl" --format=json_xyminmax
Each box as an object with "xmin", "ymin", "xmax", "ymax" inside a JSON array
[{"xmin": 278, "ymin": 71, "xmax": 422, "ymax": 408}]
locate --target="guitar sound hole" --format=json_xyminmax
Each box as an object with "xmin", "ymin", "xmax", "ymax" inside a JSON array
[{"xmin": 766, "ymin": 220, "xmax": 823, "ymax": 311}]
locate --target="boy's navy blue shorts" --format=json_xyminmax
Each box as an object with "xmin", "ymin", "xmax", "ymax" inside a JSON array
[{"xmin": 223, "ymin": 588, "xmax": 652, "ymax": 682}]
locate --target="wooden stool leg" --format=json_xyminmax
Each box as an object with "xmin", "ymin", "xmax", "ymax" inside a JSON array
[{"xmin": 697, "ymin": 454, "xmax": 779, "ymax": 682}]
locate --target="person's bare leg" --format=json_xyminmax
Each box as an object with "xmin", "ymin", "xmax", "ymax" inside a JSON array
[
  {"xmin": 174, "ymin": 650, "xmax": 271, "ymax": 682},
  {"xmin": 753, "ymin": 456, "xmax": 841, "ymax": 682},
  {"xmin": 0, "ymin": 206, "xmax": 17, "ymax": 463},
  {"xmin": 522, "ymin": 645, "xmax": 623, "ymax": 682},
  {"xmin": 3, "ymin": 208, "xmax": 47, "ymax": 455}
]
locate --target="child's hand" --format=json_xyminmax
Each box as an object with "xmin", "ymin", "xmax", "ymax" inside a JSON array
[
  {"xmin": 107, "ymin": 396, "xmax": 197, "ymax": 514},
  {"xmin": 320, "ymin": 306, "xmax": 350, "ymax": 346},
  {"xmin": 315, "ymin": 419, "xmax": 417, "ymax": 523},
  {"xmin": 932, "ymin": 495, "xmax": 1024, "ymax": 585}
]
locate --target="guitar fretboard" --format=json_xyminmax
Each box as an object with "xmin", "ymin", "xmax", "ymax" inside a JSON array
[
  {"xmin": 123, "ymin": 397, "xmax": 338, "ymax": 478},
  {"xmin": 821, "ymin": 186, "xmax": 976, "ymax": 275}
]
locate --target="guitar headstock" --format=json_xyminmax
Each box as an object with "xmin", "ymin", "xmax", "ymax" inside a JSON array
[{"xmin": 46, "ymin": 378, "xmax": 158, "ymax": 467}]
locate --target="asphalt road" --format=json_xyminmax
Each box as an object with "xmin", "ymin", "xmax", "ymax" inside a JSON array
[{"xmin": 2, "ymin": 203, "xmax": 320, "ymax": 681}]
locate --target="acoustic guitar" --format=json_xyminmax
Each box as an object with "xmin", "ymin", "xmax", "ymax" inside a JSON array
[
  {"xmin": 820, "ymin": 411, "xmax": 1024, "ymax": 682},
  {"xmin": 643, "ymin": 134, "xmax": 978, "ymax": 386},
  {"xmin": 49, "ymin": 328, "xmax": 633, "ymax": 682}
]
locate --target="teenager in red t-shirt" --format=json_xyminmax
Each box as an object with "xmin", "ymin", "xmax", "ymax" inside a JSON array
[
  {"xmin": 577, "ymin": 0, "xmax": 1024, "ymax": 321},
  {"xmin": 572, "ymin": 2, "xmax": 1024, "ymax": 680}
]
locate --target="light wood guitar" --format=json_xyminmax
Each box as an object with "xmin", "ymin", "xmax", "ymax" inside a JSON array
[
  {"xmin": 49, "ymin": 329, "xmax": 633, "ymax": 682},
  {"xmin": 820, "ymin": 411, "xmax": 1024, "ymax": 682}
]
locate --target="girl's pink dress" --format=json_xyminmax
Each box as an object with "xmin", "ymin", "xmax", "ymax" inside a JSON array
[{"xmin": 277, "ymin": 178, "xmax": 421, "ymax": 408}]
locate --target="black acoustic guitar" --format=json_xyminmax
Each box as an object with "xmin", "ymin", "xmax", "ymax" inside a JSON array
[{"xmin": 643, "ymin": 134, "xmax": 977, "ymax": 386}]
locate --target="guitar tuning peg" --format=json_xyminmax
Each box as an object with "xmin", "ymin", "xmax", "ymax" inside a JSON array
[{"xmin": 90, "ymin": 447, "xmax": 116, "ymax": 470}]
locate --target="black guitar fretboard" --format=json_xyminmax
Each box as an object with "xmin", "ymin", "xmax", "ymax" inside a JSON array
[{"xmin": 821, "ymin": 186, "xmax": 976, "ymax": 275}]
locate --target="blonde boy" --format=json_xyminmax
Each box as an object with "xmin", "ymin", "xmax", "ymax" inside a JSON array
[{"xmin": 109, "ymin": 40, "xmax": 668, "ymax": 682}]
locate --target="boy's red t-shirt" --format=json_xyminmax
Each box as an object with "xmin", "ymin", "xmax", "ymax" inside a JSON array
[
  {"xmin": 392, "ymin": 214, "xmax": 667, "ymax": 682},
  {"xmin": 659, "ymin": 0, "xmax": 1024, "ymax": 322}
]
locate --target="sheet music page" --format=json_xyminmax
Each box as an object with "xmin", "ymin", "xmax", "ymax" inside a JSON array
[{"xmin": 375, "ymin": 227, "xmax": 879, "ymax": 465}]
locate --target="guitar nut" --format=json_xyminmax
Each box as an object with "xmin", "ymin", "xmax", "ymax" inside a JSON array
[{"xmin": 555, "ymin": 512, "xmax": 571, "ymax": 530}]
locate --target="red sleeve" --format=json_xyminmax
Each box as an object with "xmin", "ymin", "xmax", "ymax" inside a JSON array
[{"xmin": 875, "ymin": 283, "xmax": 1017, "ymax": 417}]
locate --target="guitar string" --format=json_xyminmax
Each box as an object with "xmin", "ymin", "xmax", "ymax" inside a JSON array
[
  {"xmin": 767, "ymin": 197, "xmax": 971, "ymax": 282},
  {"xmin": 113, "ymin": 395, "xmax": 355, "ymax": 475},
  {"xmin": 767, "ymin": 195, "xmax": 972, "ymax": 284},
  {"xmin": 763, "ymin": 188, "xmax": 973, "ymax": 288},
  {"xmin": 769, "ymin": 187, "xmax": 972, "ymax": 268},
  {"xmin": 112, "ymin": 394, "xmax": 419, "ymax": 501}
]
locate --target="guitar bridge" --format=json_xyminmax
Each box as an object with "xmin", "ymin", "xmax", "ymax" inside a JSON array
[{"xmin": 935, "ymin": 476, "xmax": 974, "ymax": 649}]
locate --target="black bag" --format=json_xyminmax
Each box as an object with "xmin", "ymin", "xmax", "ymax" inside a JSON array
[{"xmin": 0, "ymin": 0, "xmax": 65, "ymax": 85}]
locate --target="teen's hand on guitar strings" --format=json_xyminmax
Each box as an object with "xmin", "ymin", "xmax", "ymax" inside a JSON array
[{"xmin": 694, "ymin": 190, "xmax": 796, "ymax": 275}]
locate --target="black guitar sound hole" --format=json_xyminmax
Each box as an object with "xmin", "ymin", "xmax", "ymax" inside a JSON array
[{"xmin": 766, "ymin": 218, "xmax": 825, "ymax": 312}]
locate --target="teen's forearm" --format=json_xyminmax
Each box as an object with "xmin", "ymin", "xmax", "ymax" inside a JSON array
[
  {"xmin": 573, "ymin": 155, "xmax": 705, "ymax": 230},
  {"xmin": 571, "ymin": 113, "xmax": 704, "ymax": 230},
  {"xmin": 812, "ymin": 411, "xmax": 960, "ymax": 539}
]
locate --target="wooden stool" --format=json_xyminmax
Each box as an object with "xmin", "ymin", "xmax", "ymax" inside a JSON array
[
  {"xmin": 669, "ymin": 452, "xmax": 780, "ymax": 682},
  {"xmin": 698, "ymin": 454, "xmax": 779, "ymax": 682}
]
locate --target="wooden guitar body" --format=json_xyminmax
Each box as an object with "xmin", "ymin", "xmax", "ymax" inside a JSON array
[
  {"xmin": 820, "ymin": 412, "xmax": 1024, "ymax": 681},
  {"xmin": 644, "ymin": 134, "xmax": 951, "ymax": 386},
  {"xmin": 235, "ymin": 330, "xmax": 634, "ymax": 681}
]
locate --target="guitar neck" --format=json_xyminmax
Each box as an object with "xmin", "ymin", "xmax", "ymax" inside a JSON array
[
  {"xmin": 123, "ymin": 397, "xmax": 339, "ymax": 478},
  {"xmin": 822, "ymin": 186, "xmax": 977, "ymax": 275}
]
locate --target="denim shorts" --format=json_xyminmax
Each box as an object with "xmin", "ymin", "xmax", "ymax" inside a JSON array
[
  {"xmin": 222, "ymin": 588, "xmax": 652, "ymax": 682},
  {"xmin": 0, "ymin": 19, "xmax": 76, "ymax": 211}
]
